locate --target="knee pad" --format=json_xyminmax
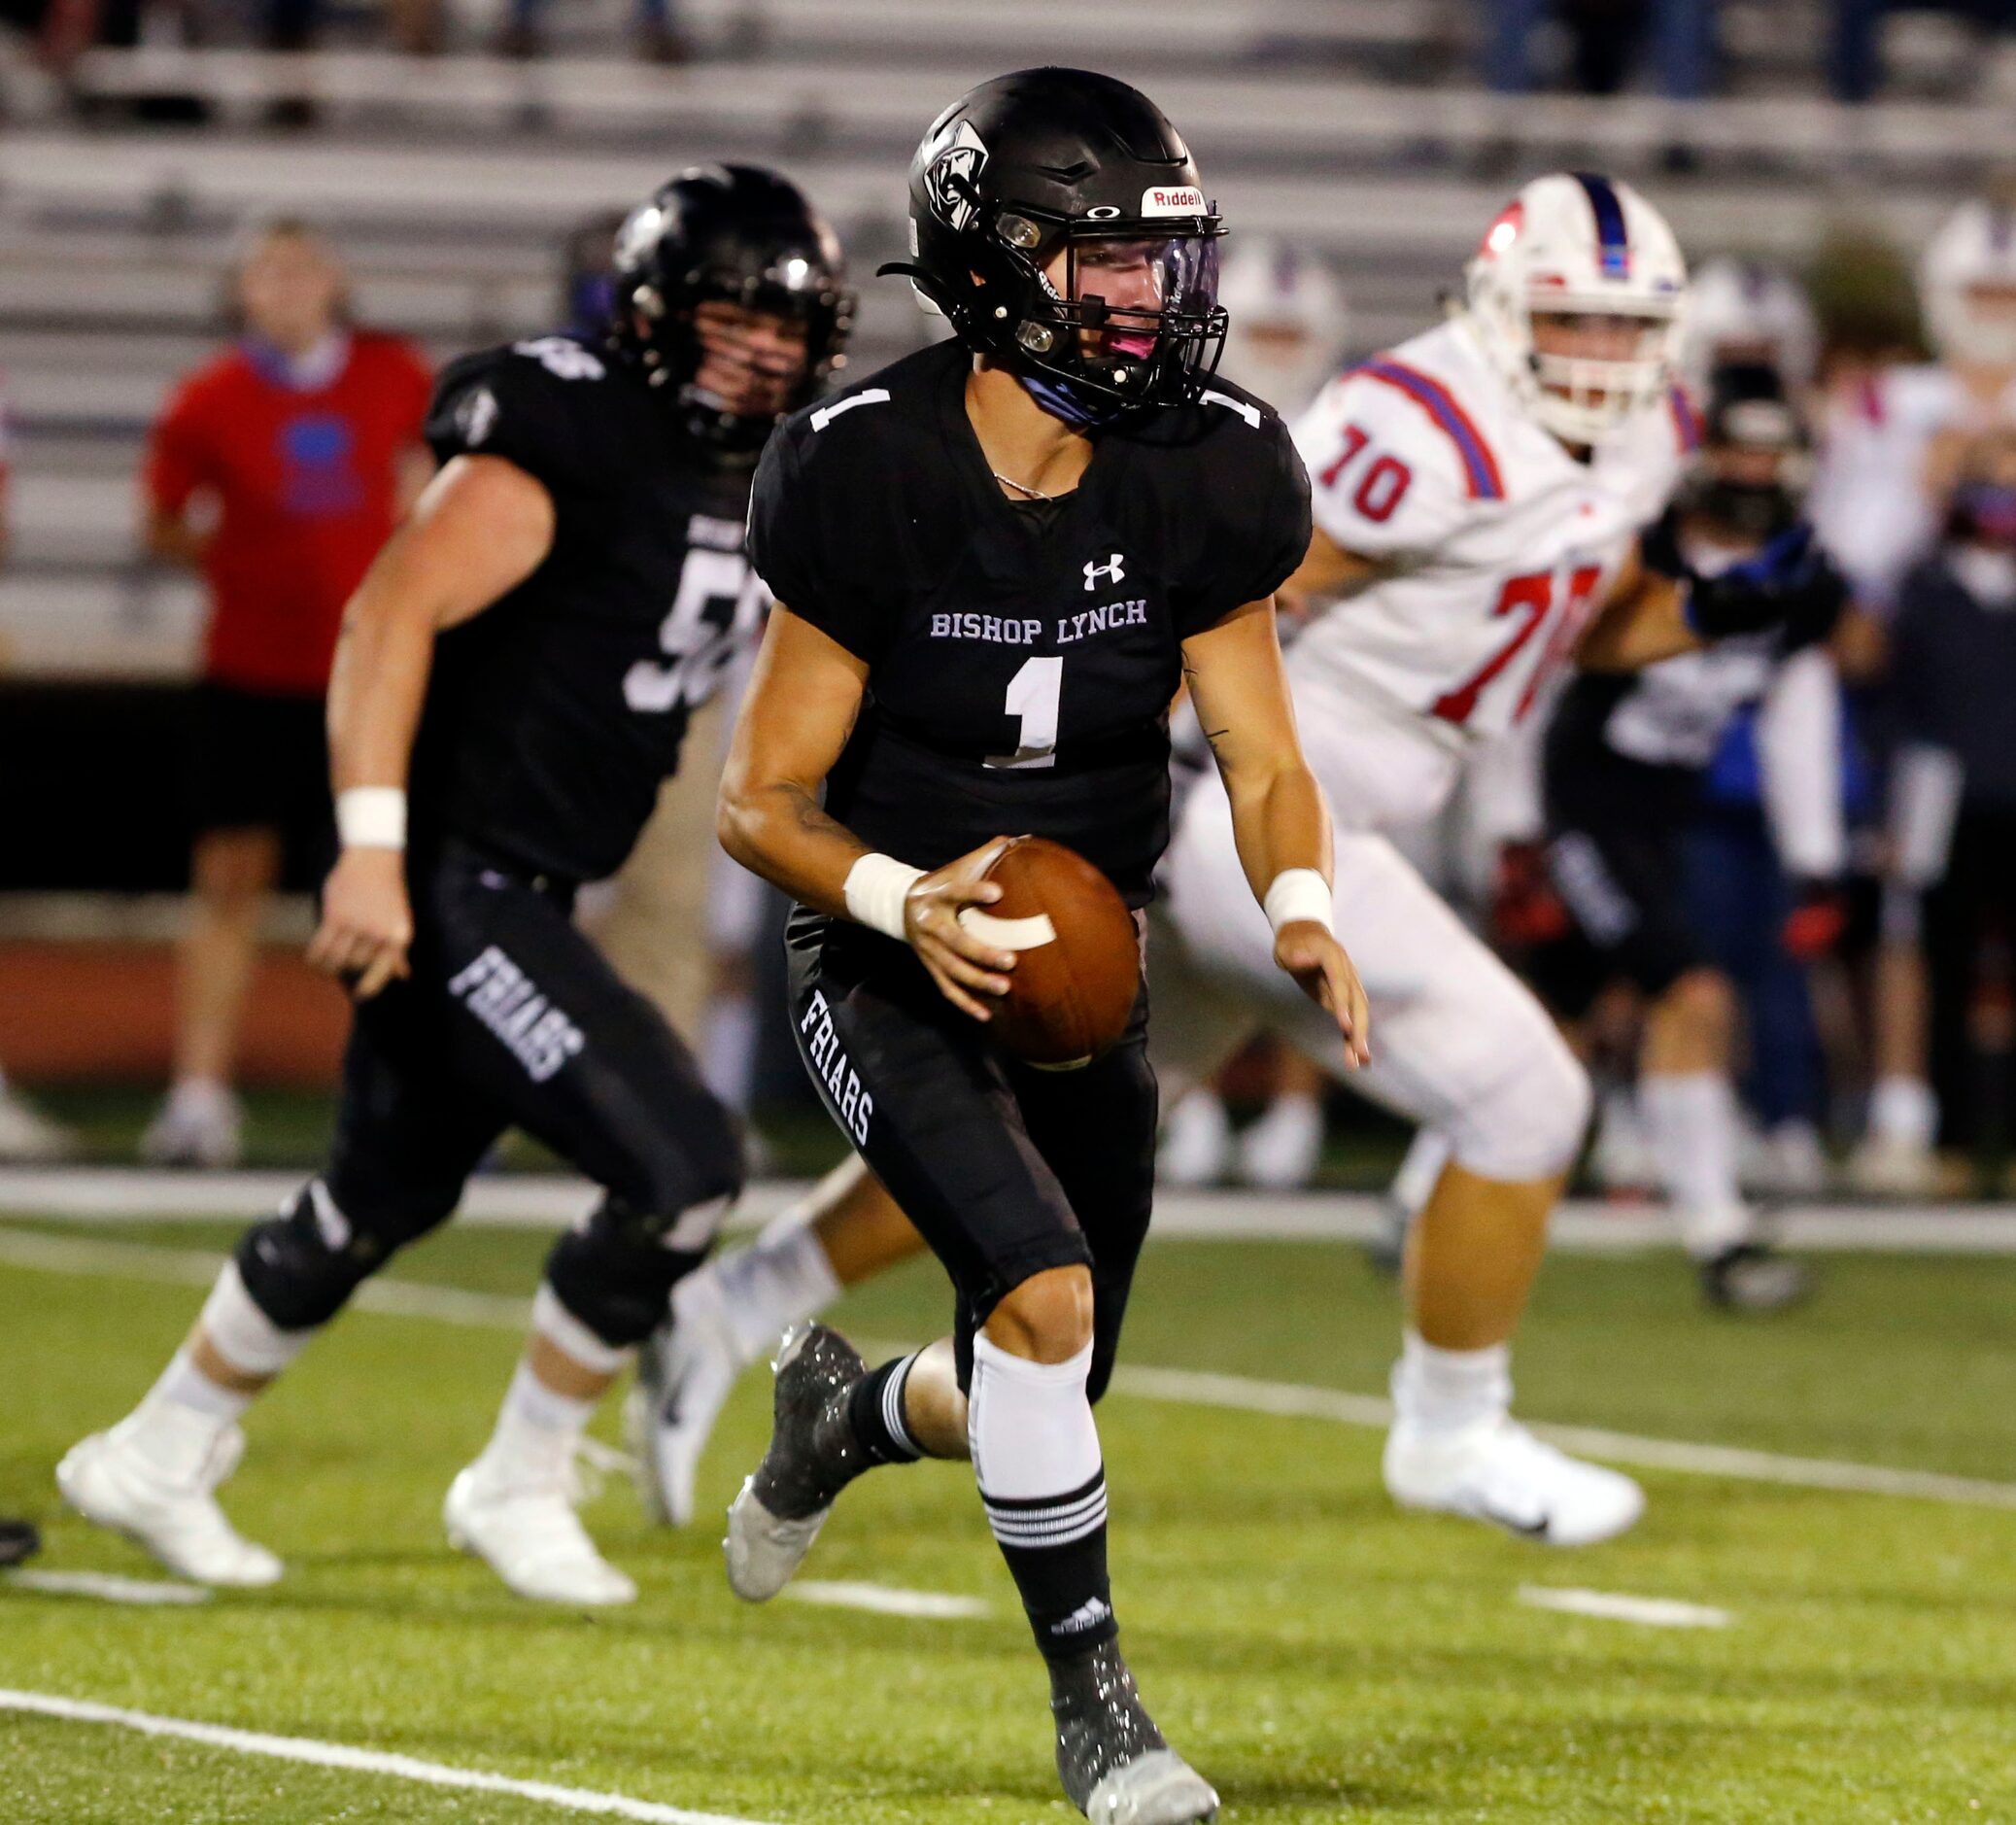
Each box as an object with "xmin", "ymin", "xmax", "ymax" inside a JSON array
[
  {"xmin": 231, "ymin": 1180, "xmax": 409, "ymax": 1332},
  {"xmin": 1449, "ymin": 1005, "xmax": 1592, "ymax": 1183},
  {"xmin": 541, "ymin": 1191, "xmax": 732, "ymax": 1351}
]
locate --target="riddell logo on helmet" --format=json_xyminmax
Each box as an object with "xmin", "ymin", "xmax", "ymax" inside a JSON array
[{"xmin": 1141, "ymin": 186, "xmax": 1205, "ymax": 217}]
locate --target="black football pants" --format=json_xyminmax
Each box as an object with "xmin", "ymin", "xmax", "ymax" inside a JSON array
[{"xmin": 234, "ymin": 842, "xmax": 743, "ymax": 1349}]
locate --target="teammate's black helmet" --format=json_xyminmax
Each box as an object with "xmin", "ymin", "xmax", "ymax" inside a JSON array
[
  {"xmin": 881, "ymin": 68, "xmax": 1227, "ymax": 420},
  {"xmin": 609, "ymin": 163, "xmax": 853, "ymax": 456},
  {"xmin": 1683, "ymin": 361, "xmax": 1812, "ymax": 540}
]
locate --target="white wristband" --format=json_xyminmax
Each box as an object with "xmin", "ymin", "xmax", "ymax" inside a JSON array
[
  {"xmin": 335, "ymin": 786, "xmax": 407, "ymax": 851},
  {"xmin": 1264, "ymin": 867, "xmax": 1333, "ymax": 936},
  {"xmin": 843, "ymin": 851, "xmax": 924, "ymax": 943}
]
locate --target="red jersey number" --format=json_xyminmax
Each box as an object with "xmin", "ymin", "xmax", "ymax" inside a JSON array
[
  {"xmin": 1431, "ymin": 566, "xmax": 1605, "ymax": 727},
  {"xmin": 1319, "ymin": 424, "xmax": 1413, "ymax": 525}
]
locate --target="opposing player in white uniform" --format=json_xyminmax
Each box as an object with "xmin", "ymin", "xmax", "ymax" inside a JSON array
[{"xmin": 632, "ymin": 173, "xmax": 1824, "ymax": 1543}]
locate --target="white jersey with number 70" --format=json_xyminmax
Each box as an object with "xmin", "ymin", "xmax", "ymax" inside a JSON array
[{"xmin": 1286, "ymin": 315, "xmax": 1696, "ymax": 744}]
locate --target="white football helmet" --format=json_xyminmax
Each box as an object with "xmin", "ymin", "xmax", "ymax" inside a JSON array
[
  {"xmin": 1463, "ymin": 171, "xmax": 1688, "ymax": 446},
  {"xmin": 1920, "ymin": 198, "xmax": 2016, "ymax": 368},
  {"xmin": 1683, "ymin": 256, "xmax": 1819, "ymax": 391},
  {"xmin": 1215, "ymin": 237, "xmax": 1349, "ymax": 416}
]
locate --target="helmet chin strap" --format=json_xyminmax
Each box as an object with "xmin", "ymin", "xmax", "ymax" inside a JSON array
[{"xmin": 1016, "ymin": 367, "xmax": 1117, "ymax": 430}]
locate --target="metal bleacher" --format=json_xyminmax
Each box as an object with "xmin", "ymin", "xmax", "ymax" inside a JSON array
[{"xmin": 0, "ymin": 0, "xmax": 2008, "ymax": 681}]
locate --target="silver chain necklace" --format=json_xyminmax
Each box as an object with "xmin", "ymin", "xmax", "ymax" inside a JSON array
[{"xmin": 991, "ymin": 469, "xmax": 1053, "ymax": 501}]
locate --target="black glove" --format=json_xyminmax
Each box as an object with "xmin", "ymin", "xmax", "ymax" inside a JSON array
[{"xmin": 1684, "ymin": 525, "xmax": 1846, "ymax": 646}]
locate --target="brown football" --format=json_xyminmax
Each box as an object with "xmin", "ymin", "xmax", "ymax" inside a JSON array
[{"xmin": 965, "ymin": 837, "xmax": 1141, "ymax": 1069}]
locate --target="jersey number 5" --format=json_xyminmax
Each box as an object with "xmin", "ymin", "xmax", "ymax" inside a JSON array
[{"xmin": 624, "ymin": 547, "xmax": 769, "ymax": 714}]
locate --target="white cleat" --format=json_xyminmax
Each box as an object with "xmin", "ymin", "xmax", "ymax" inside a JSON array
[
  {"xmin": 1157, "ymin": 1089, "xmax": 1231, "ymax": 1188},
  {"xmin": 1384, "ymin": 1415, "xmax": 1644, "ymax": 1547},
  {"xmin": 57, "ymin": 1423, "xmax": 282, "ymax": 1588},
  {"xmin": 626, "ymin": 1268, "xmax": 745, "ymax": 1529},
  {"xmin": 0, "ymin": 1084, "xmax": 77, "ymax": 1163},
  {"xmin": 141, "ymin": 1083, "xmax": 244, "ymax": 1170},
  {"xmin": 1236, "ymin": 1092, "xmax": 1323, "ymax": 1191},
  {"xmin": 1084, "ymin": 1750, "xmax": 1219, "ymax": 1824},
  {"xmin": 1849, "ymin": 1132, "xmax": 1939, "ymax": 1199},
  {"xmin": 444, "ymin": 1462, "xmax": 636, "ymax": 1606},
  {"xmin": 723, "ymin": 1476, "xmax": 829, "ymax": 1603}
]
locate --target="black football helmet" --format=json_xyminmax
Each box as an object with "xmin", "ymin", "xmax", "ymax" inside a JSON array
[
  {"xmin": 608, "ymin": 163, "xmax": 853, "ymax": 457},
  {"xmin": 881, "ymin": 68, "xmax": 1227, "ymax": 421},
  {"xmin": 1683, "ymin": 361, "xmax": 1813, "ymax": 541}
]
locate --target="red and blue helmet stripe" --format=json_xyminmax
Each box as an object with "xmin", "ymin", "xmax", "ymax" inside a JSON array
[{"xmin": 1572, "ymin": 171, "xmax": 1631, "ymax": 280}]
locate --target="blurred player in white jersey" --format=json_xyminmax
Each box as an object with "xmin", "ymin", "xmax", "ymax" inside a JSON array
[
  {"xmin": 1152, "ymin": 173, "xmax": 1840, "ymax": 1544},
  {"xmin": 631, "ymin": 173, "xmax": 1836, "ymax": 1549},
  {"xmin": 1829, "ymin": 195, "xmax": 2016, "ymax": 1193},
  {"xmin": 1160, "ymin": 236, "xmax": 1350, "ymax": 1191}
]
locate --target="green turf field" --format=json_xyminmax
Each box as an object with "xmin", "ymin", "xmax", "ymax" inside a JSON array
[{"xmin": 4, "ymin": 1216, "xmax": 2014, "ymax": 1823}]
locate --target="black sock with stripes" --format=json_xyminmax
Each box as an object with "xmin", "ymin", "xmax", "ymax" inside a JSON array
[
  {"xmin": 844, "ymin": 1353, "xmax": 924, "ymax": 1465},
  {"xmin": 984, "ymin": 1469, "xmax": 1118, "ymax": 1660}
]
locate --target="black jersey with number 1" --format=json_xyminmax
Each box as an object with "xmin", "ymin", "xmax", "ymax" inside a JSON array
[
  {"xmin": 745, "ymin": 338, "xmax": 1311, "ymax": 906},
  {"xmin": 416, "ymin": 334, "xmax": 768, "ymax": 884}
]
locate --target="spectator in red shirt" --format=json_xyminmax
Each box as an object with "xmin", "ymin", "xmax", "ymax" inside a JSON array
[{"xmin": 142, "ymin": 222, "xmax": 432, "ymax": 1167}]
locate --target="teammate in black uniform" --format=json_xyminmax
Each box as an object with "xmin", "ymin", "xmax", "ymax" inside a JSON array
[
  {"xmin": 1535, "ymin": 363, "xmax": 1846, "ymax": 1309},
  {"xmin": 716, "ymin": 70, "xmax": 1367, "ymax": 1824},
  {"xmin": 58, "ymin": 165, "xmax": 853, "ymax": 1606}
]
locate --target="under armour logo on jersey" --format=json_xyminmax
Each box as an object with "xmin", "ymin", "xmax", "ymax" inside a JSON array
[{"xmin": 1083, "ymin": 553, "xmax": 1126, "ymax": 591}]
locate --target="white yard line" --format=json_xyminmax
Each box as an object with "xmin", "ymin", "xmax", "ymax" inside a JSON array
[
  {"xmin": 782, "ymin": 1580, "xmax": 992, "ymax": 1620},
  {"xmin": 9, "ymin": 1224, "xmax": 2016, "ymax": 1513},
  {"xmin": 0, "ymin": 1689, "xmax": 785, "ymax": 1825},
  {"xmin": 6, "ymin": 1168, "xmax": 2016, "ymax": 1252},
  {"xmin": 1518, "ymin": 1586, "xmax": 1731, "ymax": 1629},
  {"xmin": 4, "ymin": 1570, "xmax": 210, "ymax": 1606}
]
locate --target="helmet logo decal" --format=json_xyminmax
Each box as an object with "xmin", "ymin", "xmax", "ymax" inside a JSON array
[
  {"xmin": 1083, "ymin": 553, "xmax": 1126, "ymax": 590},
  {"xmin": 922, "ymin": 119, "xmax": 989, "ymax": 232},
  {"xmin": 1141, "ymin": 186, "xmax": 1206, "ymax": 218},
  {"xmin": 1084, "ymin": 205, "xmax": 1122, "ymax": 221}
]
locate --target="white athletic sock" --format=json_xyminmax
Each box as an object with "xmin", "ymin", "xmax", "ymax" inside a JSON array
[
  {"xmin": 1388, "ymin": 1128, "xmax": 1454, "ymax": 1222},
  {"xmin": 1869, "ymin": 1075, "xmax": 1937, "ymax": 1150},
  {"xmin": 702, "ymin": 1212, "xmax": 842, "ymax": 1366},
  {"xmin": 120, "ymin": 1349, "xmax": 252, "ymax": 1484},
  {"xmin": 968, "ymin": 1335, "xmax": 1103, "ymax": 1509},
  {"xmin": 479, "ymin": 1360, "xmax": 598, "ymax": 1485},
  {"xmin": 1640, "ymin": 1071, "xmax": 1752, "ymax": 1259},
  {"xmin": 1390, "ymin": 1330, "xmax": 1512, "ymax": 1436}
]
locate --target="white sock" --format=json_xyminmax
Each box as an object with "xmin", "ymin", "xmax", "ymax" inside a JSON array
[
  {"xmin": 1640, "ymin": 1072, "xmax": 1752, "ymax": 1258},
  {"xmin": 480, "ymin": 1360, "xmax": 598, "ymax": 1484},
  {"xmin": 969, "ymin": 1335, "xmax": 1104, "ymax": 1519},
  {"xmin": 1387, "ymin": 1128, "xmax": 1453, "ymax": 1221},
  {"xmin": 117, "ymin": 1349, "xmax": 252, "ymax": 1484},
  {"xmin": 703, "ymin": 1212, "xmax": 842, "ymax": 1366},
  {"xmin": 1390, "ymin": 1330, "xmax": 1511, "ymax": 1435},
  {"xmin": 168, "ymin": 1078, "xmax": 238, "ymax": 1119},
  {"xmin": 1869, "ymin": 1075, "xmax": 1937, "ymax": 1149}
]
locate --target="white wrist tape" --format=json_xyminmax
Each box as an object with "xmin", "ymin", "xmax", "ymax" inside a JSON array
[
  {"xmin": 843, "ymin": 851, "xmax": 924, "ymax": 943},
  {"xmin": 1264, "ymin": 867, "xmax": 1334, "ymax": 936},
  {"xmin": 335, "ymin": 786, "xmax": 407, "ymax": 851}
]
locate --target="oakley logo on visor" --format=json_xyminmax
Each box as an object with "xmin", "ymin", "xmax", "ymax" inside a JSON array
[{"xmin": 1140, "ymin": 186, "xmax": 1206, "ymax": 217}]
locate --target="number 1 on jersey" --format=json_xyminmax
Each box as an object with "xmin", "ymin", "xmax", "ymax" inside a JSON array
[{"xmin": 986, "ymin": 655, "xmax": 1063, "ymax": 771}]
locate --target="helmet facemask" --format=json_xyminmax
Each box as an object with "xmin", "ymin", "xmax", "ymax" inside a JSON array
[
  {"xmin": 1519, "ymin": 302, "xmax": 1680, "ymax": 444},
  {"xmin": 1004, "ymin": 215, "xmax": 1227, "ymax": 416}
]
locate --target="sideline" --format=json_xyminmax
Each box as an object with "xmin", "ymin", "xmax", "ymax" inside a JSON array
[
  {"xmin": 0, "ymin": 1688, "xmax": 787, "ymax": 1825},
  {"xmin": 4, "ymin": 1168, "xmax": 2016, "ymax": 1253}
]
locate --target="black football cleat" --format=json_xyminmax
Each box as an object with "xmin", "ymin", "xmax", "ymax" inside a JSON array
[
  {"xmin": 1052, "ymin": 1640, "xmax": 1218, "ymax": 1824},
  {"xmin": 1701, "ymin": 1242, "xmax": 1813, "ymax": 1313},
  {"xmin": 723, "ymin": 1324, "xmax": 869, "ymax": 1601}
]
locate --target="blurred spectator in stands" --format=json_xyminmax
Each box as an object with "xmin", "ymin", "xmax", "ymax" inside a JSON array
[
  {"xmin": 1885, "ymin": 428, "xmax": 2016, "ymax": 1182},
  {"xmin": 496, "ymin": 0, "xmax": 687, "ymax": 63},
  {"xmin": 560, "ymin": 211, "xmax": 626, "ymax": 339},
  {"xmin": 1485, "ymin": 0, "xmax": 1715, "ymax": 99},
  {"xmin": 0, "ymin": 383, "xmax": 80, "ymax": 1163},
  {"xmin": 139, "ymin": 223, "xmax": 431, "ymax": 1167}
]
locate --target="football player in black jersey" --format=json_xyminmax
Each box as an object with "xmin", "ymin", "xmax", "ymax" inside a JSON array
[
  {"xmin": 1533, "ymin": 362, "xmax": 1844, "ymax": 1310},
  {"xmin": 716, "ymin": 69, "xmax": 1368, "ymax": 1824},
  {"xmin": 58, "ymin": 165, "xmax": 859, "ymax": 1607}
]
